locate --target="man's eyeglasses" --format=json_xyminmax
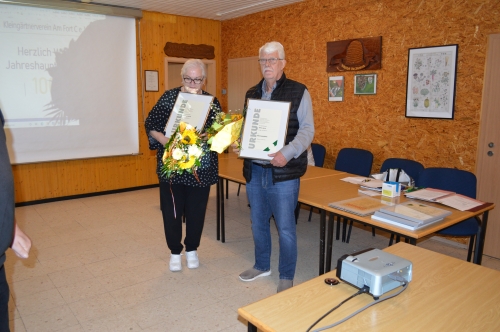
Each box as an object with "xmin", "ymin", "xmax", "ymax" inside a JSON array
[
  {"xmin": 258, "ymin": 58, "xmax": 283, "ymax": 65},
  {"xmin": 183, "ymin": 77, "xmax": 204, "ymax": 84}
]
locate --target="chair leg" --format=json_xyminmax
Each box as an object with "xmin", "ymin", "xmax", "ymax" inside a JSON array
[
  {"xmin": 372, "ymin": 227, "xmax": 376, "ymax": 237},
  {"xmin": 308, "ymin": 206, "xmax": 314, "ymax": 222},
  {"xmin": 237, "ymin": 184, "xmax": 241, "ymax": 196},
  {"xmin": 346, "ymin": 220, "xmax": 353, "ymax": 243},
  {"xmin": 389, "ymin": 233, "xmax": 394, "ymax": 246},
  {"xmin": 342, "ymin": 218, "xmax": 348, "ymax": 242},
  {"xmin": 467, "ymin": 235, "xmax": 475, "ymax": 262},
  {"xmin": 336, "ymin": 216, "xmax": 341, "ymax": 240},
  {"xmin": 396, "ymin": 235, "xmax": 401, "ymax": 243}
]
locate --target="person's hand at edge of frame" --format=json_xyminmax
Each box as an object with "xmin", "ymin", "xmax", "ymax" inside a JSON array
[{"xmin": 11, "ymin": 223, "xmax": 32, "ymax": 259}]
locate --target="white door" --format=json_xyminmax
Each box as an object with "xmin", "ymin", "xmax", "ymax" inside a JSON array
[
  {"xmin": 477, "ymin": 34, "xmax": 500, "ymax": 258},
  {"xmin": 227, "ymin": 57, "xmax": 262, "ymax": 112}
]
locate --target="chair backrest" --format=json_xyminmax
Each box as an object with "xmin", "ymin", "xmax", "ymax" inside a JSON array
[
  {"xmin": 380, "ymin": 158, "xmax": 425, "ymax": 183},
  {"xmin": 334, "ymin": 148, "xmax": 373, "ymax": 176},
  {"xmin": 417, "ymin": 167, "xmax": 477, "ymax": 198},
  {"xmin": 311, "ymin": 143, "xmax": 326, "ymax": 167}
]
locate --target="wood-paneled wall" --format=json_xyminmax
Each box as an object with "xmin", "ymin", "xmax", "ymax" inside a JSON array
[
  {"xmin": 220, "ymin": 0, "xmax": 500, "ymax": 172},
  {"xmin": 12, "ymin": 11, "xmax": 221, "ymax": 203}
]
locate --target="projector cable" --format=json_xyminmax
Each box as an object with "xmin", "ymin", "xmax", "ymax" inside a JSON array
[{"xmin": 307, "ymin": 274, "xmax": 409, "ymax": 332}]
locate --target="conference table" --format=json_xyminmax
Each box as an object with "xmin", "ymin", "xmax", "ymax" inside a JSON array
[
  {"xmin": 238, "ymin": 242, "xmax": 500, "ymax": 332},
  {"xmin": 216, "ymin": 155, "xmax": 495, "ymax": 274}
]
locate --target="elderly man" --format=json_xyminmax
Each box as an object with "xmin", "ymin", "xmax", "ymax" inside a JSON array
[{"xmin": 238, "ymin": 41, "xmax": 314, "ymax": 292}]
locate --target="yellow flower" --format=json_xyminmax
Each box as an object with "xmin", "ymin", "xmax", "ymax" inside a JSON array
[
  {"xmin": 181, "ymin": 129, "xmax": 198, "ymax": 145},
  {"xmin": 179, "ymin": 157, "xmax": 196, "ymax": 169}
]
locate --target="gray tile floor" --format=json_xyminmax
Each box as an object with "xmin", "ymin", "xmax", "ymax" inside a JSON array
[{"xmin": 6, "ymin": 182, "xmax": 500, "ymax": 331}]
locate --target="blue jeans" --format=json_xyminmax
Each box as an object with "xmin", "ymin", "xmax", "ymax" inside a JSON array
[{"xmin": 246, "ymin": 164, "xmax": 299, "ymax": 280}]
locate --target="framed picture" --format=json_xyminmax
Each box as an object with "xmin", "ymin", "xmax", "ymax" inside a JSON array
[
  {"xmin": 164, "ymin": 92, "xmax": 214, "ymax": 138},
  {"xmin": 145, "ymin": 70, "xmax": 159, "ymax": 92},
  {"xmin": 405, "ymin": 44, "xmax": 458, "ymax": 119},
  {"xmin": 239, "ymin": 99, "xmax": 291, "ymax": 161},
  {"xmin": 329, "ymin": 76, "xmax": 344, "ymax": 101},
  {"xmin": 354, "ymin": 73, "xmax": 377, "ymax": 95}
]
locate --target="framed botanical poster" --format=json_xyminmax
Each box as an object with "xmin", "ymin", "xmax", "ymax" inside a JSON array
[
  {"xmin": 354, "ymin": 73, "xmax": 377, "ymax": 95},
  {"xmin": 405, "ymin": 44, "xmax": 458, "ymax": 119},
  {"xmin": 329, "ymin": 76, "xmax": 344, "ymax": 101},
  {"xmin": 144, "ymin": 70, "xmax": 159, "ymax": 92},
  {"xmin": 239, "ymin": 99, "xmax": 291, "ymax": 160},
  {"xmin": 164, "ymin": 92, "xmax": 214, "ymax": 138}
]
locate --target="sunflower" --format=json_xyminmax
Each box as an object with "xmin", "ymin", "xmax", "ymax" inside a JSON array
[
  {"xmin": 178, "ymin": 156, "xmax": 196, "ymax": 169},
  {"xmin": 181, "ymin": 129, "xmax": 198, "ymax": 145}
]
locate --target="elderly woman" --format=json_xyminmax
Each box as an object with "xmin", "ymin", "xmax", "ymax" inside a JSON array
[{"xmin": 145, "ymin": 59, "xmax": 220, "ymax": 272}]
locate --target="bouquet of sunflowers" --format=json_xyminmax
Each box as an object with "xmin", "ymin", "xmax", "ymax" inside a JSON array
[
  {"xmin": 205, "ymin": 106, "xmax": 244, "ymax": 154},
  {"xmin": 161, "ymin": 122, "xmax": 205, "ymax": 180}
]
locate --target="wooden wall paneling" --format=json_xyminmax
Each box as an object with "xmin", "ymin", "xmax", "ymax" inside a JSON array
[
  {"xmin": 11, "ymin": 11, "xmax": 221, "ymax": 203},
  {"xmin": 221, "ymin": 0, "xmax": 500, "ymax": 173}
]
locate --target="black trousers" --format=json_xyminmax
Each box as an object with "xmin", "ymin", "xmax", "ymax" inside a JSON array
[
  {"xmin": 0, "ymin": 265, "xmax": 9, "ymax": 332},
  {"xmin": 159, "ymin": 182, "xmax": 210, "ymax": 255}
]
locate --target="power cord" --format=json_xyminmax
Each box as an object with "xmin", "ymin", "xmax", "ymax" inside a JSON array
[
  {"xmin": 305, "ymin": 285, "xmax": 370, "ymax": 332},
  {"xmin": 307, "ymin": 273, "xmax": 409, "ymax": 332}
]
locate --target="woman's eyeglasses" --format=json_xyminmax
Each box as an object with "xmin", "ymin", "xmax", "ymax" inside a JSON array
[{"xmin": 183, "ymin": 77, "xmax": 204, "ymax": 84}]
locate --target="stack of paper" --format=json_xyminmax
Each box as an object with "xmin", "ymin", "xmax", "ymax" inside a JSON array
[
  {"xmin": 328, "ymin": 196, "xmax": 387, "ymax": 217},
  {"xmin": 404, "ymin": 188, "xmax": 484, "ymax": 211},
  {"xmin": 371, "ymin": 201, "xmax": 452, "ymax": 230}
]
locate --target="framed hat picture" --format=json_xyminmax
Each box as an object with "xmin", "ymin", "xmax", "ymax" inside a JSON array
[
  {"xmin": 327, "ymin": 37, "xmax": 382, "ymax": 72},
  {"xmin": 354, "ymin": 74, "xmax": 377, "ymax": 95},
  {"xmin": 405, "ymin": 44, "xmax": 458, "ymax": 119}
]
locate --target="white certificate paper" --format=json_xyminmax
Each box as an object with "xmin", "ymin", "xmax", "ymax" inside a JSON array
[
  {"xmin": 239, "ymin": 99, "xmax": 290, "ymax": 160},
  {"xmin": 164, "ymin": 92, "xmax": 214, "ymax": 138}
]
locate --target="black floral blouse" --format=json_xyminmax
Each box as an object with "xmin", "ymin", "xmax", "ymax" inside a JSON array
[{"xmin": 145, "ymin": 87, "xmax": 220, "ymax": 187}]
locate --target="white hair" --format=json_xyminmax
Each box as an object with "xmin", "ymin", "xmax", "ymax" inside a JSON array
[
  {"xmin": 259, "ymin": 41, "xmax": 285, "ymax": 59},
  {"xmin": 181, "ymin": 59, "xmax": 206, "ymax": 78}
]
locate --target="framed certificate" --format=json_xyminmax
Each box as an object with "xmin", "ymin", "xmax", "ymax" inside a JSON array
[
  {"xmin": 239, "ymin": 99, "xmax": 291, "ymax": 160},
  {"xmin": 164, "ymin": 92, "xmax": 214, "ymax": 138}
]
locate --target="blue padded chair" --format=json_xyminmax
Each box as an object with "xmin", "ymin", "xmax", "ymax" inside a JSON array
[
  {"xmin": 334, "ymin": 148, "xmax": 373, "ymax": 177},
  {"xmin": 295, "ymin": 143, "xmax": 327, "ymax": 222},
  {"xmin": 334, "ymin": 148, "xmax": 374, "ymax": 242},
  {"xmin": 373, "ymin": 158, "xmax": 425, "ymax": 245},
  {"xmin": 416, "ymin": 167, "xmax": 479, "ymax": 262}
]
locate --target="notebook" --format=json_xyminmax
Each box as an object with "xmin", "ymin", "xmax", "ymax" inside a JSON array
[{"xmin": 328, "ymin": 196, "xmax": 387, "ymax": 217}]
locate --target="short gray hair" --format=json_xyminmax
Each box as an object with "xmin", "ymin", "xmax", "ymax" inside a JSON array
[
  {"xmin": 181, "ymin": 59, "xmax": 206, "ymax": 78},
  {"xmin": 259, "ymin": 41, "xmax": 285, "ymax": 59}
]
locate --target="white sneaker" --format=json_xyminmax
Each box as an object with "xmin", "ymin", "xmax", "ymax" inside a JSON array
[
  {"xmin": 169, "ymin": 254, "xmax": 182, "ymax": 272},
  {"xmin": 185, "ymin": 251, "xmax": 199, "ymax": 269}
]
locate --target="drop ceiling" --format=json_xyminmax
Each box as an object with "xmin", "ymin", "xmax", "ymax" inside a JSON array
[{"xmin": 75, "ymin": 0, "xmax": 304, "ymax": 20}]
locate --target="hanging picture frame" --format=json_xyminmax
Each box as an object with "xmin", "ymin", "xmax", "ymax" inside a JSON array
[
  {"xmin": 329, "ymin": 76, "xmax": 344, "ymax": 101},
  {"xmin": 354, "ymin": 73, "xmax": 377, "ymax": 95},
  {"xmin": 405, "ymin": 44, "xmax": 458, "ymax": 119}
]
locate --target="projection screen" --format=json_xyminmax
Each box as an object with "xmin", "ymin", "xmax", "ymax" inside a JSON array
[{"xmin": 0, "ymin": 3, "xmax": 139, "ymax": 164}]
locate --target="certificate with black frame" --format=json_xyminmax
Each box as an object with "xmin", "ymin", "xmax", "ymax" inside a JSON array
[
  {"xmin": 239, "ymin": 99, "xmax": 291, "ymax": 161},
  {"xmin": 405, "ymin": 44, "xmax": 458, "ymax": 119},
  {"xmin": 164, "ymin": 92, "xmax": 214, "ymax": 138}
]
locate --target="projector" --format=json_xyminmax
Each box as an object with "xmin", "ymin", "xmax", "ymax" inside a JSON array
[{"xmin": 336, "ymin": 248, "xmax": 412, "ymax": 299}]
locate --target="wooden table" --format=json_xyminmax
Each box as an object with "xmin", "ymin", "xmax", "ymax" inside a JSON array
[
  {"xmin": 298, "ymin": 175, "xmax": 494, "ymax": 272},
  {"xmin": 216, "ymin": 157, "xmax": 494, "ymax": 273},
  {"xmin": 238, "ymin": 242, "xmax": 500, "ymax": 332}
]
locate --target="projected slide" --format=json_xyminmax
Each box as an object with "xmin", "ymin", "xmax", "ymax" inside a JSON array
[
  {"xmin": 1, "ymin": 6, "xmax": 101, "ymax": 128},
  {"xmin": 0, "ymin": 4, "xmax": 139, "ymax": 163}
]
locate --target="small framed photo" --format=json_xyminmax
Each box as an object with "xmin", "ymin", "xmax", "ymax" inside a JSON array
[
  {"xmin": 145, "ymin": 70, "xmax": 159, "ymax": 92},
  {"xmin": 405, "ymin": 44, "xmax": 458, "ymax": 119},
  {"xmin": 354, "ymin": 74, "xmax": 377, "ymax": 95},
  {"xmin": 329, "ymin": 76, "xmax": 344, "ymax": 101}
]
